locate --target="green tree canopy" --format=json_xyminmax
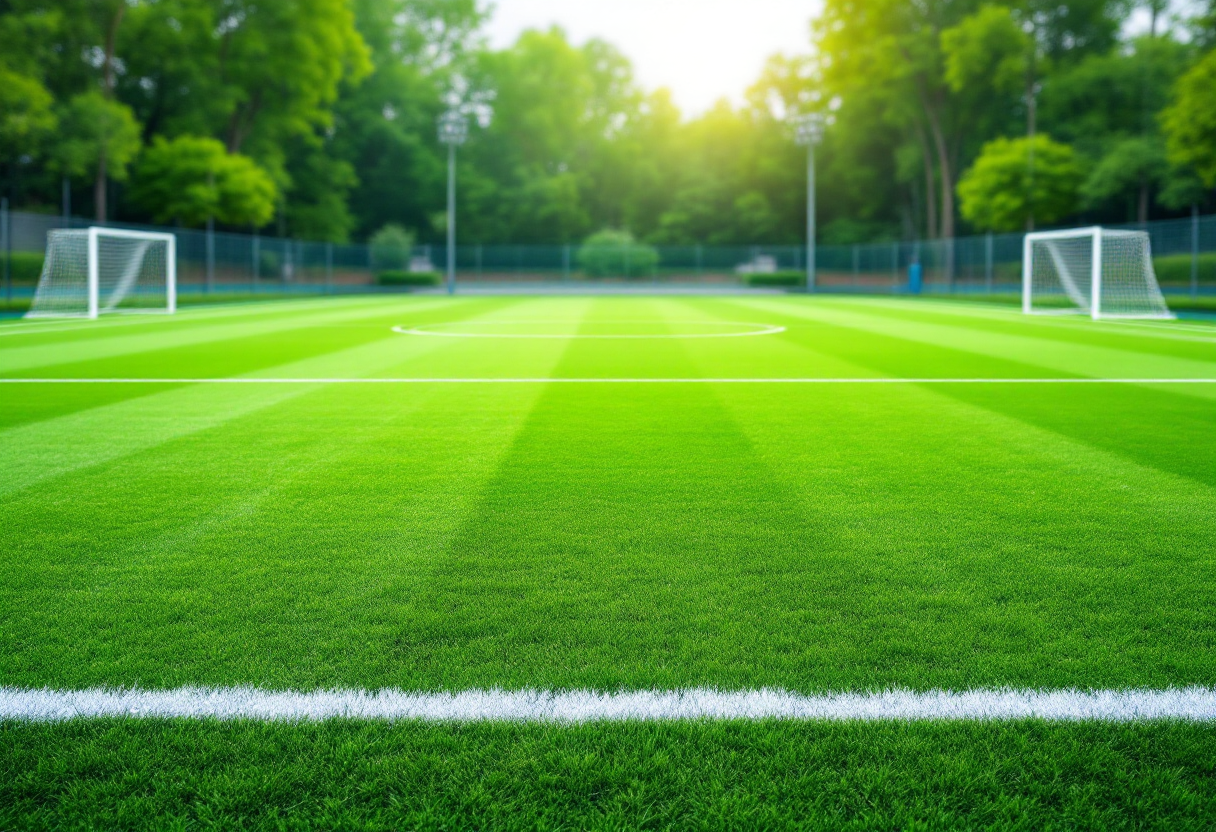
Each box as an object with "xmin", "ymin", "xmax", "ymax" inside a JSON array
[
  {"xmin": 0, "ymin": 68, "xmax": 57, "ymax": 160},
  {"xmin": 942, "ymin": 5, "xmax": 1030, "ymax": 97},
  {"xmin": 813, "ymin": 0, "xmax": 981, "ymax": 241},
  {"xmin": 1, "ymin": 0, "xmax": 1212, "ymax": 241},
  {"xmin": 1161, "ymin": 49, "xmax": 1216, "ymax": 187},
  {"xmin": 130, "ymin": 135, "xmax": 277, "ymax": 227},
  {"xmin": 1081, "ymin": 136, "xmax": 1169, "ymax": 221},
  {"xmin": 112, "ymin": 0, "xmax": 372, "ymax": 231},
  {"xmin": 957, "ymin": 135, "xmax": 1083, "ymax": 231},
  {"xmin": 55, "ymin": 91, "xmax": 142, "ymax": 182}
]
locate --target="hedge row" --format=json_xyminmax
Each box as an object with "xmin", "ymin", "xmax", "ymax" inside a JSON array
[
  {"xmin": 741, "ymin": 271, "xmax": 805, "ymax": 288},
  {"xmin": 1153, "ymin": 253, "xmax": 1216, "ymax": 286},
  {"xmin": 377, "ymin": 270, "xmax": 442, "ymax": 287},
  {"xmin": 0, "ymin": 252, "xmax": 46, "ymax": 284}
]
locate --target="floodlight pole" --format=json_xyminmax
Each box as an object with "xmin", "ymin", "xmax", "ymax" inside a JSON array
[
  {"xmin": 806, "ymin": 142, "xmax": 817, "ymax": 292},
  {"xmin": 438, "ymin": 110, "xmax": 468, "ymax": 296},
  {"xmin": 794, "ymin": 114, "xmax": 826, "ymax": 293},
  {"xmin": 446, "ymin": 142, "xmax": 456, "ymax": 295}
]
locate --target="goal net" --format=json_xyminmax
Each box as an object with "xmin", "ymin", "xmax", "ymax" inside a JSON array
[
  {"xmin": 1023, "ymin": 227, "xmax": 1172, "ymax": 320},
  {"xmin": 27, "ymin": 228, "xmax": 176, "ymax": 319}
]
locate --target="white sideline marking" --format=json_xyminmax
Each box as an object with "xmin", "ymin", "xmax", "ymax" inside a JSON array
[
  {"xmin": 1, "ymin": 378, "xmax": 1215, "ymax": 385},
  {"xmin": 2, "ymin": 687, "xmax": 1214, "ymax": 723},
  {"xmin": 1103, "ymin": 319, "xmax": 1216, "ymax": 336}
]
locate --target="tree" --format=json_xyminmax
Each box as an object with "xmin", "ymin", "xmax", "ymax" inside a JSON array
[
  {"xmin": 333, "ymin": 0, "xmax": 485, "ymax": 240},
  {"xmin": 89, "ymin": 0, "xmax": 130, "ymax": 221},
  {"xmin": 1196, "ymin": 1, "xmax": 1216, "ymax": 46},
  {"xmin": 281, "ymin": 136, "xmax": 359, "ymax": 241},
  {"xmin": 1043, "ymin": 35, "xmax": 1193, "ymax": 158},
  {"xmin": 943, "ymin": 6, "xmax": 1030, "ymax": 99},
  {"xmin": 0, "ymin": 0, "xmax": 1208, "ymax": 243},
  {"xmin": 55, "ymin": 91, "xmax": 142, "ymax": 218},
  {"xmin": 8, "ymin": 0, "xmax": 140, "ymax": 220},
  {"xmin": 1157, "ymin": 166, "xmax": 1209, "ymax": 212},
  {"xmin": 0, "ymin": 68, "xmax": 57, "ymax": 162},
  {"xmin": 130, "ymin": 135, "xmax": 277, "ymax": 227},
  {"xmin": 1020, "ymin": 0, "xmax": 1123, "ymax": 63},
  {"xmin": 815, "ymin": 0, "xmax": 981, "ymax": 241},
  {"xmin": 117, "ymin": 0, "xmax": 229, "ymax": 142},
  {"xmin": 210, "ymin": 0, "xmax": 372, "ymax": 168},
  {"xmin": 1161, "ymin": 49, "xmax": 1216, "ymax": 188},
  {"xmin": 115, "ymin": 0, "xmax": 372, "ymax": 227},
  {"xmin": 457, "ymin": 28, "xmax": 646, "ymax": 243},
  {"xmin": 957, "ymin": 135, "xmax": 1083, "ymax": 231},
  {"xmin": 1081, "ymin": 137, "xmax": 1168, "ymax": 222}
]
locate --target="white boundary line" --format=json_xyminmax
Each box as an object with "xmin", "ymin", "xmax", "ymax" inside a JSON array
[
  {"xmin": 1, "ymin": 378, "xmax": 1214, "ymax": 385},
  {"xmin": 392, "ymin": 321, "xmax": 786, "ymax": 339},
  {"xmin": 2, "ymin": 687, "xmax": 1213, "ymax": 723}
]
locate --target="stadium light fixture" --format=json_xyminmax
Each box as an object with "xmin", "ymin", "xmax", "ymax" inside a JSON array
[
  {"xmin": 437, "ymin": 110, "xmax": 469, "ymax": 295},
  {"xmin": 793, "ymin": 112, "xmax": 826, "ymax": 293}
]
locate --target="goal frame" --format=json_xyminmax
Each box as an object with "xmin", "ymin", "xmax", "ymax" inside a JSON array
[
  {"xmin": 1022, "ymin": 226, "xmax": 1103, "ymax": 319},
  {"xmin": 1022, "ymin": 226, "xmax": 1172, "ymax": 321},
  {"xmin": 29, "ymin": 226, "xmax": 177, "ymax": 320}
]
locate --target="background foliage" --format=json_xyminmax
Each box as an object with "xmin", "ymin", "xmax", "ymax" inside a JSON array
[{"xmin": 0, "ymin": 0, "xmax": 1213, "ymax": 245}]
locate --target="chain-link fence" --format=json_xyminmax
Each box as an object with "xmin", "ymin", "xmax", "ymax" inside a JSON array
[{"xmin": 2, "ymin": 206, "xmax": 1214, "ymax": 301}]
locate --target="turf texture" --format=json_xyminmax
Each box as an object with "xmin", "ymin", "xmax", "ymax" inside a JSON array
[{"xmin": 1, "ymin": 295, "xmax": 1215, "ymax": 828}]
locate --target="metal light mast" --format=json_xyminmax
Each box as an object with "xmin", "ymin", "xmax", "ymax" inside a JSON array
[
  {"xmin": 437, "ymin": 110, "xmax": 469, "ymax": 295},
  {"xmin": 794, "ymin": 113, "xmax": 826, "ymax": 293}
]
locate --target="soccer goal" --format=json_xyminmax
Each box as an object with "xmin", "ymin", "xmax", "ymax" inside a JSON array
[
  {"xmin": 1022, "ymin": 227, "xmax": 1172, "ymax": 320},
  {"xmin": 26, "ymin": 227, "xmax": 176, "ymax": 319}
]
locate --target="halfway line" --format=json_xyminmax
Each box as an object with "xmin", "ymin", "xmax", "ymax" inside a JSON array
[{"xmin": 2, "ymin": 687, "xmax": 1213, "ymax": 723}]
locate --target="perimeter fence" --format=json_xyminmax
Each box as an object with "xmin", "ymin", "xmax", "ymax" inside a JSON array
[{"xmin": 1, "ymin": 205, "xmax": 1214, "ymax": 301}]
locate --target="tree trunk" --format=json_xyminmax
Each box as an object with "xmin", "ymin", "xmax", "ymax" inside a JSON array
[
  {"xmin": 926, "ymin": 118, "xmax": 955, "ymax": 241},
  {"xmin": 1138, "ymin": 179, "xmax": 1150, "ymax": 225},
  {"xmin": 919, "ymin": 99, "xmax": 955, "ymax": 285},
  {"xmin": 913, "ymin": 80, "xmax": 955, "ymax": 242},
  {"xmin": 102, "ymin": 5, "xmax": 123, "ymax": 93},
  {"xmin": 1025, "ymin": 21, "xmax": 1039, "ymax": 231},
  {"xmin": 915, "ymin": 122, "xmax": 938, "ymax": 239},
  {"xmin": 1025, "ymin": 84, "xmax": 1037, "ymax": 232},
  {"xmin": 1150, "ymin": 0, "xmax": 1162, "ymax": 37},
  {"xmin": 94, "ymin": 3, "xmax": 125, "ymax": 223},
  {"xmin": 225, "ymin": 92, "xmax": 262, "ymax": 154},
  {"xmin": 95, "ymin": 150, "xmax": 108, "ymax": 223}
]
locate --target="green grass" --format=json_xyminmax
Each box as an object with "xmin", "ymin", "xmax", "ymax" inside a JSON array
[
  {"xmin": 5, "ymin": 720, "xmax": 1214, "ymax": 830},
  {"xmin": 2, "ymin": 295, "xmax": 1215, "ymax": 827}
]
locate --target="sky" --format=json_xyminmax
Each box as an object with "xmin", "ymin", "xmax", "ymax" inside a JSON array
[{"xmin": 484, "ymin": 0, "xmax": 819, "ymax": 117}]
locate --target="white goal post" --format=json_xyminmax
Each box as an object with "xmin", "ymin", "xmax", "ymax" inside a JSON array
[
  {"xmin": 27, "ymin": 227, "xmax": 176, "ymax": 319},
  {"xmin": 1022, "ymin": 226, "xmax": 1172, "ymax": 320}
]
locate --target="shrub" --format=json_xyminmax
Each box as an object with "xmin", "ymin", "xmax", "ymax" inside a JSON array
[
  {"xmin": 742, "ymin": 271, "xmax": 805, "ymax": 288},
  {"xmin": 1, "ymin": 252, "xmax": 46, "ymax": 283},
  {"xmin": 1166, "ymin": 296, "xmax": 1216, "ymax": 313},
  {"xmin": 1153, "ymin": 253, "xmax": 1216, "ymax": 287},
  {"xmin": 257, "ymin": 250, "xmax": 282, "ymax": 278},
  {"xmin": 577, "ymin": 230, "xmax": 660, "ymax": 278},
  {"xmin": 377, "ymin": 270, "xmax": 441, "ymax": 287},
  {"xmin": 370, "ymin": 224, "xmax": 416, "ymax": 271}
]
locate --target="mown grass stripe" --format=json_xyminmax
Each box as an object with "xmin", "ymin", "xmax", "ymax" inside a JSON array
[
  {"xmin": 1, "ymin": 378, "xmax": 1215, "ymax": 384},
  {"xmin": 3, "ymin": 688, "xmax": 1214, "ymax": 723}
]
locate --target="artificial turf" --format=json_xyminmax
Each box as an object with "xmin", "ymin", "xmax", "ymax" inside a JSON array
[{"xmin": 1, "ymin": 295, "xmax": 1214, "ymax": 827}]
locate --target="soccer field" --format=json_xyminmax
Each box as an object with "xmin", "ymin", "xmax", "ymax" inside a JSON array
[{"xmin": 2, "ymin": 295, "xmax": 1216, "ymax": 828}]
